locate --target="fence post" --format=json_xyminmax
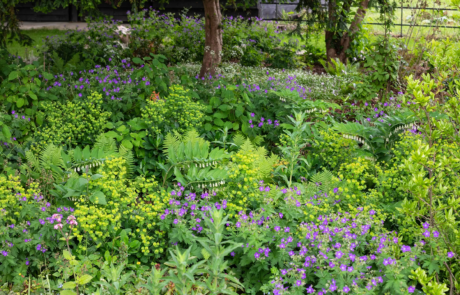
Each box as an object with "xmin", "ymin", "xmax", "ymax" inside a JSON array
[{"xmin": 400, "ymin": 3, "xmax": 403, "ymax": 36}]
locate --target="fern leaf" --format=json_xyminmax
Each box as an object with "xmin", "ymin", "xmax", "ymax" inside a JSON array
[{"xmin": 119, "ymin": 145, "xmax": 135, "ymax": 178}]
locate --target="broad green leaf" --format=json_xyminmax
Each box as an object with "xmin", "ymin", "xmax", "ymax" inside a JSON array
[
  {"xmin": 90, "ymin": 190, "xmax": 107, "ymax": 205},
  {"xmin": 16, "ymin": 98, "xmax": 25, "ymax": 108},
  {"xmin": 2, "ymin": 125, "xmax": 11, "ymax": 140},
  {"xmin": 117, "ymin": 125, "xmax": 127, "ymax": 132},
  {"xmin": 122, "ymin": 139, "xmax": 133, "ymax": 149},
  {"xmin": 77, "ymin": 275, "xmax": 92, "ymax": 285},
  {"xmin": 214, "ymin": 118, "xmax": 224, "ymax": 127},
  {"xmin": 62, "ymin": 282, "xmax": 76, "ymax": 289},
  {"xmin": 28, "ymin": 91, "xmax": 37, "ymax": 100},
  {"xmin": 63, "ymin": 250, "xmax": 72, "ymax": 260},
  {"xmin": 36, "ymin": 113, "xmax": 45, "ymax": 126},
  {"xmin": 8, "ymin": 71, "xmax": 18, "ymax": 81}
]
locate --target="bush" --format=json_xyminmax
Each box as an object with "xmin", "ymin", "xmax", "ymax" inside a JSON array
[
  {"xmin": 141, "ymin": 85, "xmax": 206, "ymax": 138},
  {"xmin": 33, "ymin": 91, "xmax": 111, "ymax": 148}
]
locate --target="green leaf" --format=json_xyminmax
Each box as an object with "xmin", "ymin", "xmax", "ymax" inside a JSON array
[
  {"xmin": 214, "ymin": 118, "xmax": 224, "ymax": 127},
  {"xmin": 16, "ymin": 98, "xmax": 25, "ymax": 108},
  {"xmin": 122, "ymin": 139, "xmax": 133, "ymax": 149},
  {"xmin": 218, "ymin": 104, "xmax": 231, "ymax": 111},
  {"xmin": 77, "ymin": 275, "xmax": 93, "ymax": 285},
  {"xmin": 90, "ymin": 174, "xmax": 103, "ymax": 180},
  {"xmin": 60, "ymin": 290, "xmax": 77, "ymax": 295},
  {"xmin": 132, "ymin": 57, "xmax": 144, "ymax": 65},
  {"xmin": 43, "ymin": 72, "xmax": 53, "ymax": 80},
  {"xmin": 73, "ymin": 147, "xmax": 82, "ymax": 162},
  {"xmin": 62, "ymin": 281, "xmax": 76, "ymax": 289},
  {"xmin": 213, "ymin": 112, "xmax": 228, "ymax": 119},
  {"xmin": 28, "ymin": 91, "xmax": 37, "ymax": 100},
  {"xmin": 224, "ymin": 121, "xmax": 233, "ymax": 130},
  {"xmin": 205, "ymin": 123, "xmax": 212, "ymax": 131},
  {"xmin": 90, "ymin": 190, "xmax": 107, "ymax": 205},
  {"xmin": 63, "ymin": 250, "xmax": 72, "ymax": 260},
  {"xmin": 36, "ymin": 113, "xmax": 45, "ymax": 126},
  {"xmin": 8, "ymin": 71, "xmax": 18, "ymax": 81},
  {"xmin": 117, "ymin": 125, "xmax": 127, "ymax": 132},
  {"xmin": 104, "ymin": 130, "xmax": 119, "ymax": 138},
  {"xmin": 104, "ymin": 122, "xmax": 114, "ymax": 129},
  {"xmin": 2, "ymin": 125, "xmax": 11, "ymax": 140}
]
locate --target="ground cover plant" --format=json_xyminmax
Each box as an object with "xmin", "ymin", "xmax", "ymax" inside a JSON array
[{"xmin": 2, "ymin": 3, "xmax": 460, "ymax": 294}]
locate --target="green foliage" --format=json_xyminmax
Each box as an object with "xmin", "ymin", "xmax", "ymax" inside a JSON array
[
  {"xmin": 275, "ymin": 111, "xmax": 313, "ymax": 187},
  {"xmin": 160, "ymin": 130, "xmax": 230, "ymax": 188},
  {"xmin": 203, "ymin": 84, "xmax": 253, "ymax": 135},
  {"xmin": 34, "ymin": 91, "xmax": 111, "ymax": 148},
  {"xmin": 349, "ymin": 38, "xmax": 400, "ymax": 102},
  {"xmin": 333, "ymin": 110, "xmax": 416, "ymax": 161},
  {"xmin": 142, "ymin": 85, "xmax": 205, "ymax": 139}
]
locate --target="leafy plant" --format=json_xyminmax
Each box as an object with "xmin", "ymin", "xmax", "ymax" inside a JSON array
[
  {"xmin": 276, "ymin": 111, "xmax": 313, "ymax": 187},
  {"xmin": 333, "ymin": 110, "xmax": 416, "ymax": 161},
  {"xmin": 159, "ymin": 130, "xmax": 230, "ymax": 188},
  {"xmin": 96, "ymin": 261, "xmax": 133, "ymax": 295}
]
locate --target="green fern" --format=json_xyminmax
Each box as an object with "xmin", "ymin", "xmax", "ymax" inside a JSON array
[
  {"xmin": 162, "ymin": 130, "xmax": 231, "ymax": 188},
  {"xmin": 118, "ymin": 145, "xmax": 135, "ymax": 178},
  {"xmin": 310, "ymin": 170, "xmax": 335, "ymax": 196},
  {"xmin": 26, "ymin": 144, "xmax": 66, "ymax": 182}
]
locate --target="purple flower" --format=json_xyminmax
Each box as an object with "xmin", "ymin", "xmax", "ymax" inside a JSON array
[
  {"xmin": 369, "ymin": 210, "xmax": 376, "ymax": 215},
  {"xmin": 254, "ymin": 252, "xmax": 260, "ymax": 259},
  {"xmin": 433, "ymin": 231, "xmax": 439, "ymax": 238},
  {"xmin": 343, "ymin": 286, "xmax": 350, "ymax": 293},
  {"xmin": 401, "ymin": 245, "xmax": 411, "ymax": 252},
  {"xmin": 423, "ymin": 230, "xmax": 430, "ymax": 238},
  {"xmin": 408, "ymin": 286, "xmax": 415, "ymax": 293},
  {"xmin": 279, "ymin": 213, "xmax": 283, "ymax": 218},
  {"xmin": 236, "ymin": 222, "xmax": 241, "ymax": 228},
  {"xmin": 251, "ymin": 113, "xmax": 255, "ymax": 117},
  {"xmin": 173, "ymin": 219, "xmax": 179, "ymax": 224},
  {"xmin": 448, "ymin": 252, "xmax": 455, "ymax": 258},
  {"xmin": 422, "ymin": 222, "xmax": 430, "ymax": 229},
  {"xmin": 296, "ymin": 280, "xmax": 302, "ymax": 286},
  {"xmin": 336, "ymin": 251, "xmax": 343, "ymax": 259},
  {"xmin": 78, "ymin": 93, "xmax": 82, "ymax": 97},
  {"xmin": 231, "ymin": 252, "xmax": 235, "ymax": 257}
]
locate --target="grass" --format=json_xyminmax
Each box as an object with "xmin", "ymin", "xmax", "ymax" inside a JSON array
[{"xmin": 6, "ymin": 29, "xmax": 67, "ymax": 58}]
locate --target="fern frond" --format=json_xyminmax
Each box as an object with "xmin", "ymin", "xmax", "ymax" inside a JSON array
[
  {"xmin": 252, "ymin": 136, "xmax": 265, "ymax": 146},
  {"xmin": 25, "ymin": 150, "xmax": 41, "ymax": 173},
  {"xmin": 119, "ymin": 145, "xmax": 135, "ymax": 178},
  {"xmin": 232, "ymin": 133, "xmax": 246, "ymax": 147},
  {"xmin": 240, "ymin": 139, "xmax": 254, "ymax": 153},
  {"xmin": 94, "ymin": 134, "xmax": 118, "ymax": 154}
]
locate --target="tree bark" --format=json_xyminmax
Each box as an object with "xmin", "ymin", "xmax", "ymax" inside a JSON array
[
  {"xmin": 325, "ymin": 0, "xmax": 370, "ymax": 64},
  {"xmin": 199, "ymin": 0, "xmax": 223, "ymax": 78}
]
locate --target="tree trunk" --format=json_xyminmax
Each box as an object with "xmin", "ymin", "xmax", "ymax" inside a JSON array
[
  {"xmin": 199, "ymin": 0, "xmax": 223, "ymax": 78},
  {"xmin": 325, "ymin": 0, "xmax": 370, "ymax": 64}
]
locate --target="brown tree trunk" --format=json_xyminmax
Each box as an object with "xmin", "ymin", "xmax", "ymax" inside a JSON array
[
  {"xmin": 325, "ymin": 0, "xmax": 370, "ymax": 64},
  {"xmin": 199, "ymin": 0, "xmax": 223, "ymax": 78}
]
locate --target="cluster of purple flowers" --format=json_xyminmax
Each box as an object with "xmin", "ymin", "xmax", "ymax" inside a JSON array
[
  {"xmin": 161, "ymin": 189, "xmax": 228, "ymax": 234},
  {"xmin": 248, "ymin": 113, "xmax": 279, "ymax": 129}
]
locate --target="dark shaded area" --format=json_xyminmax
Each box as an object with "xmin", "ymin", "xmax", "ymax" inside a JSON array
[{"xmin": 15, "ymin": 0, "xmax": 259, "ymax": 22}]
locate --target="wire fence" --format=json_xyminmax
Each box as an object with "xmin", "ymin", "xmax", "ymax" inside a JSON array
[{"xmin": 260, "ymin": 1, "xmax": 460, "ymax": 35}]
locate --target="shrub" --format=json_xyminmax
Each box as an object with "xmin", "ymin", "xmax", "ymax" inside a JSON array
[
  {"xmin": 33, "ymin": 91, "xmax": 111, "ymax": 148},
  {"xmin": 141, "ymin": 85, "xmax": 206, "ymax": 138}
]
